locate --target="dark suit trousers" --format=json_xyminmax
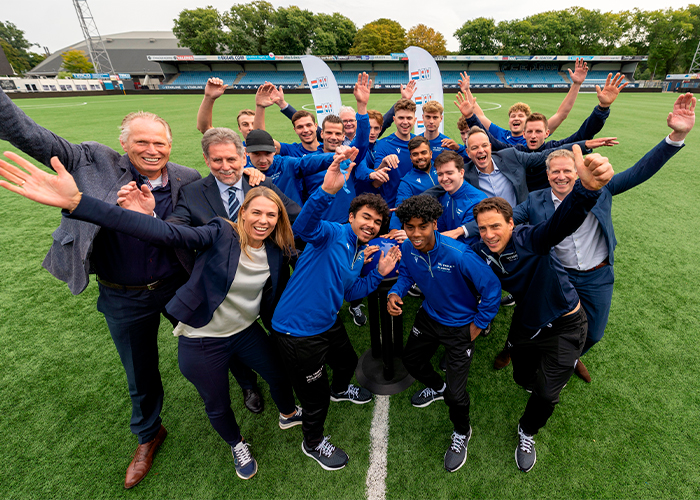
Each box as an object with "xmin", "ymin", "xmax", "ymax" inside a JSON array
[
  {"xmin": 566, "ymin": 264, "xmax": 614, "ymax": 355},
  {"xmin": 178, "ymin": 322, "xmax": 296, "ymax": 447},
  {"xmin": 96, "ymin": 274, "xmax": 186, "ymax": 444}
]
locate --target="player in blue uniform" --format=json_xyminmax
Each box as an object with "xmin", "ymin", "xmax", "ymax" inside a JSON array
[
  {"xmin": 270, "ymin": 158, "xmax": 400, "ymax": 471},
  {"xmin": 387, "ymin": 195, "xmax": 500, "ymax": 472}
]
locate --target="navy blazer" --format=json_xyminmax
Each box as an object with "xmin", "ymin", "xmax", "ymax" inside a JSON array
[
  {"xmin": 513, "ymin": 139, "xmax": 683, "ymax": 266},
  {"xmin": 69, "ymin": 195, "xmax": 291, "ymax": 331},
  {"xmin": 166, "ymin": 172, "xmax": 301, "ymax": 273}
]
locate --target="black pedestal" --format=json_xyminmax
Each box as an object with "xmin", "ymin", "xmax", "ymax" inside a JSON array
[{"xmin": 355, "ymin": 277, "xmax": 414, "ymax": 395}]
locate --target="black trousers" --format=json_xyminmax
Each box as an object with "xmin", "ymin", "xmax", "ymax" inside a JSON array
[
  {"xmin": 509, "ymin": 307, "xmax": 587, "ymax": 435},
  {"xmin": 402, "ymin": 308, "xmax": 474, "ymax": 436},
  {"xmin": 272, "ymin": 317, "xmax": 358, "ymax": 448}
]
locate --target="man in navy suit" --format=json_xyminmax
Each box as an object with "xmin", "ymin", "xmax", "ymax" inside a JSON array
[
  {"xmin": 166, "ymin": 128, "xmax": 301, "ymax": 413},
  {"xmin": 502, "ymin": 93, "xmax": 695, "ymax": 381}
]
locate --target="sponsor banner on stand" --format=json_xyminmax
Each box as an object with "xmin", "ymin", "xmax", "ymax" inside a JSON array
[
  {"xmin": 406, "ymin": 46, "xmax": 444, "ymax": 135},
  {"xmin": 301, "ymin": 55, "xmax": 343, "ymax": 126}
]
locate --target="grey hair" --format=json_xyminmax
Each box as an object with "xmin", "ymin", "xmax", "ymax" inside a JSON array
[
  {"xmin": 201, "ymin": 127, "xmax": 244, "ymax": 158},
  {"xmin": 339, "ymin": 105, "xmax": 356, "ymax": 118},
  {"xmin": 119, "ymin": 111, "xmax": 172, "ymax": 144},
  {"xmin": 545, "ymin": 149, "xmax": 575, "ymax": 171}
]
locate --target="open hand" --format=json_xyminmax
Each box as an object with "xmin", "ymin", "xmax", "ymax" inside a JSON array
[{"xmin": 117, "ymin": 181, "xmax": 155, "ymax": 215}]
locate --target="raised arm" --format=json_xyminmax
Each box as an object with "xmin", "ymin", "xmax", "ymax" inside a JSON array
[
  {"xmin": 529, "ymin": 146, "xmax": 612, "ymax": 254},
  {"xmin": 0, "ymin": 152, "xmax": 218, "ymax": 250},
  {"xmin": 458, "ymin": 72, "xmax": 491, "ymax": 129},
  {"xmin": 547, "ymin": 58, "xmax": 588, "ymax": 134},
  {"xmin": 196, "ymin": 77, "xmax": 228, "ymax": 134},
  {"xmin": 0, "ymin": 90, "xmax": 88, "ymax": 171}
]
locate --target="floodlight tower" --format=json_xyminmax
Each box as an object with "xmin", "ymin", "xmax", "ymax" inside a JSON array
[
  {"xmin": 72, "ymin": 0, "xmax": 116, "ymax": 75},
  {"xmin": 689, "ymin": 39, "xmax": 700, "ymax": 74}
]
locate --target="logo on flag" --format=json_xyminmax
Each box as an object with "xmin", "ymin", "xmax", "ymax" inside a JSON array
[
  {"xmin": 415, "ymin": 94, "xmax": 434, "ymax": 106},
  {"xmin": 416, "ymin": 120, "xmax": 424, "ymax": 130},
  {"xmin": 410, "ymin": 68, "xmax": 431, "ymax": 81},
  {"xmin": 310, "ymin": 76, "xmax": 329, "ymax": 89},
  {"xmin": 315, "ymin": 102, "xmax": 333, "ymax": 115}
]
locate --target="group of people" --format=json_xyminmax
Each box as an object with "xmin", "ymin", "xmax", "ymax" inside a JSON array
[{"xmin": 0, "ymin": 62, "xmax": 695, "ymax": 487}]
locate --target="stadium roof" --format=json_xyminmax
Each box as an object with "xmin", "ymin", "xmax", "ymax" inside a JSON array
[{"xmin": 27, "ymin": 31, "xmax": 193, "ymax": 77}]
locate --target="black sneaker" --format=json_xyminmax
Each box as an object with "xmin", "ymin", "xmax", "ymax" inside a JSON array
[
  {"xmin": 348, "ymin": 304, "xmax": 367, "ymax": 326},
  {"xmin": 481, "ymin": 323, "xmax": 492, "ymax": 338},
  {"xmin": 279, "ymin": 405, "xmax": 303, "ymax": 429},
  {"xmin": 515, "ymin": 425, "xmax": 536, "ymax": 472},
  {"xmin": 231, "ymin": 439, "xmax": 257, "ymax": 479},
  {"xmin": 411, "ymin": 386, "xmax": 444, "ymax": 407},
  {"xmin": 444, "ymin": 427, "xmax": 472, "ymax": 472},
  {"xmin": 330, "ymin": 384, "xmax": 372, "ymax": 404},
  {"xmin": 501, "ymin": 294, "xmax": 516, "ymax": 307},
  {"xmin": 407, "ymin": 284, "xmax": 422, "ymax": 297},
  {"xmin": 302, "ymin": 436, "xmax": 348, "ymax": 470}
]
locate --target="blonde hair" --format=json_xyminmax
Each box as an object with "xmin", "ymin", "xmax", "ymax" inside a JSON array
[
  {"xmin": 508, "ymin": 102, "xmax": 531, "ymax": 117},
  {"xmin": 120, "ymin": 111, "xmax": 172, "ymax": 144},
  {"xmin": 545, "ymin": 149, "xmax": 575, "ymax": 171},
  {"xmin": 421, "ymin": 100, "xmax": 444, "ymax": 115},
  {"xmin": 228, "ymin": 187, "xmax": 295, "ymax": 259}
]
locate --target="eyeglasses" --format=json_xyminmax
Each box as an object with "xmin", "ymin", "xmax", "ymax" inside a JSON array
[{"xmin": 342, "ymin": 119, "xmax": 357, "ymax": 124}]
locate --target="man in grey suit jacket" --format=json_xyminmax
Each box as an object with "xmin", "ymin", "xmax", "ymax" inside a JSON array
[{"xmin": 0, "ymin": 90, "xmax": 200, "ymax": 489}]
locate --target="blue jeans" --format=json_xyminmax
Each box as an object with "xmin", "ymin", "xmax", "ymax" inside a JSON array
[{"xmin": 178, "ymin": 322, "xmax": 296, "ymax": 446}]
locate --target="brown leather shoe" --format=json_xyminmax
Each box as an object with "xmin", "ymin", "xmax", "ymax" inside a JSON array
[
  {"xmin": 493, "ymin": 348, "xmax": 511, "ymax": 370},
  {"xmin": 124, "ymin": 425, "xmax": 167, "ymax": 489},
  {"xmin": 574, "ymin": 358, "xmax": 591, "ymax": 383}
]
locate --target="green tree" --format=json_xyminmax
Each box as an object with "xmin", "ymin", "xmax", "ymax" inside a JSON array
[
  {"xmin": 645, "ymin": 8, "xmax": 694, "ymax": 76},
  {"xmin": 266, "ymin": 6, "xmax": 315, "ymax": 55},
  {"xmin": 350, "ymin": 18, "xmax": 406, "ymax": 55},
  {"xmin": 454, "ymin": 18, "xmax": 499, "ymax": 55},
  {"xmin": 494, "ymin": 19, "xmax": 530, "ymax": 55},
  {"xmin": 224, "ymin": 0, "xmax": 275, "ymax": 54},
  {"xmin": 405, "ymin": 24, "xmax": 448, "ymax": 55},
  {"xmin": 312, "ymin": 13, "xmax": 356, "ymax": 55},
  {"xmin": 60, "ymin": 49, "xmax": 94, "ymax": 73},
  {"xmin": 0, "ymin": 20, "xmax": 46, "ymax": 74},
  {"xmin": 173, "ymin": 6, "xmax": 229, "ymax": 55}
]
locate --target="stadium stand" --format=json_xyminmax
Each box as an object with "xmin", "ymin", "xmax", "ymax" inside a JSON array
[
  {"xmin": 442, "ymin": 71, "xmax": 502, "ymax": 85},
  {"xmin": 237, "ymin": 71, "xmax": 305, "ymax": 86},
  {"xmin": 171, "ymin": 71, "xmax": 239, "ymax": 86},
  {"xmin": 373, "ymin": 71, "xmax": 407, "ymax": 85},
  {"xmin": 503, "ymin": 70, "xmax": 567, "ymax": 85}
]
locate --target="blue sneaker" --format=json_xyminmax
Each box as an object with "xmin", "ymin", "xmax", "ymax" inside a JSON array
[
  {"xmin": 279, "ymin": 405, "xmax": 303, "ymax": 429},
  {"xmin": 330, "ymin": 384, "xmax": 372, "ymax": 404},
  {"xmin": 231, "ymin": 439, "xmax": 257, "ymax": 479}
]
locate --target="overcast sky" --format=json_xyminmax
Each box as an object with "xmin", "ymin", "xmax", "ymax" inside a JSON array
[{"xmin": 4, "ymin": 0, "xmax": 693, "ymax": 54}]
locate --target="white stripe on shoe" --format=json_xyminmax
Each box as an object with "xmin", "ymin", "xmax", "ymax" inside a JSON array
[{"xmin": 366, "ymin": 395, "xmax": 390, "ymax": 500}]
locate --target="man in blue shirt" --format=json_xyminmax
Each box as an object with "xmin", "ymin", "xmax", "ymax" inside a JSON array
[
  {"xmin": 271, "ymin": 158, "xmax": 400, "ymax": 471},
  {"xmin": 388, "ymin": 194, "xmax": 500, "ymax": 472},
  {"xmin": 471, "ymin": 145, "xmax": 613, "ymax": 472}
]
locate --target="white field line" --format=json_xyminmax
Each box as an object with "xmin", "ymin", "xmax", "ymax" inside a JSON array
[
  {"xmin": 366, "ymin": 395, "xmax": 390, "ymax": 500},
  {"xmin": 18, "ymin": 97, "xmax": 166, "ymax": 110}
]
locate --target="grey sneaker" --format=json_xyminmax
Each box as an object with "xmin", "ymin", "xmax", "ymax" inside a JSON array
[
  {"xmin": 279, "ymin": 405, "xmax": 303, "ymax": 429},
  {"xmin": 515, "ymin": 425, "xmax": 537, "ymax": 472},
  {"xmin": 330, "ymin": 384, "xmax": 372, "ymax": 404},
  {"xmin": 231, "ymin": 439, "xmax": 257, "ymax": 479},
  {"xmin": 411, "ymin": 386, "xmax": 444, "ymax": 408},
  {"xmin": 444, "ymin": 427, "xmax": 472, "ymax": 472},
  {"xmin": 501, "ymin": 294, "xmax": 516, "ymax": 307},
  {"xmin": 349, "ymin": 304, "xmax": 367, "ymax": 326},
  {"xmin": 302, "ymin": 436, "xmax": 349, "ymax": 470}
]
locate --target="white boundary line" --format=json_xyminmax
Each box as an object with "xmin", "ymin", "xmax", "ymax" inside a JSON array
[
  {"xmin": 17, "ymin": 102, "xmax": 89, "ymax": 110},
  {"xmin": 366, "ymin": 395, "xmax": 390, "ymax": 500}
]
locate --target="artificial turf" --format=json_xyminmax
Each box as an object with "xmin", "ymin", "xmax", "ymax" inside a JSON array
[{"xmin": 0, "ymin": 89, "xmax": 698, "ymax": 499}]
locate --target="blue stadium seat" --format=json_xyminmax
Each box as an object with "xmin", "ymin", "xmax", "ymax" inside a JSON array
[
  {"xmin": 171, "ymin": 71, "xmax": 239, "ymax": 86},
  {"xmin": 237, "ymin": 71, "xmax": 304, "ymax": 86},
  {"xmin": 441, "ymin": 71, "xmax": 501, "ymax": 85},
  {"xmin": 503, "ymin": 70, "xmax": 566, "ymax": 85}
]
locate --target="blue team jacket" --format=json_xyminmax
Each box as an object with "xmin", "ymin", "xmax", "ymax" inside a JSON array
[
  {"xmin": 364, "ymin": 132, "xmax": 415, "ymax": 208},
  {"xmin": 437, "ymin": 181, "xmax": 487, "ymax": 243},
  {"xmin": 265, "ymin": 153, "xmax": 338, "ymax": 206},
  {"xmin": 272, "ymin": 188, "xmax": 384, "ymax": 337},
  {"xmin": 471, "ymin": 180, "xmax": 601, "ymax": 332},
  {"xmin": 389, "ymin": 232, "xmax": 501, "ymax": 329},
  {"xmin": 389, "ymin": 166, "xmax": 439, "ymax": 230}
]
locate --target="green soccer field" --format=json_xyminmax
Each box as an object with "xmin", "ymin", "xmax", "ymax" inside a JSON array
[{"xmin": 0, "ymin": 90, "xmax": 698, "ymax": 499}]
